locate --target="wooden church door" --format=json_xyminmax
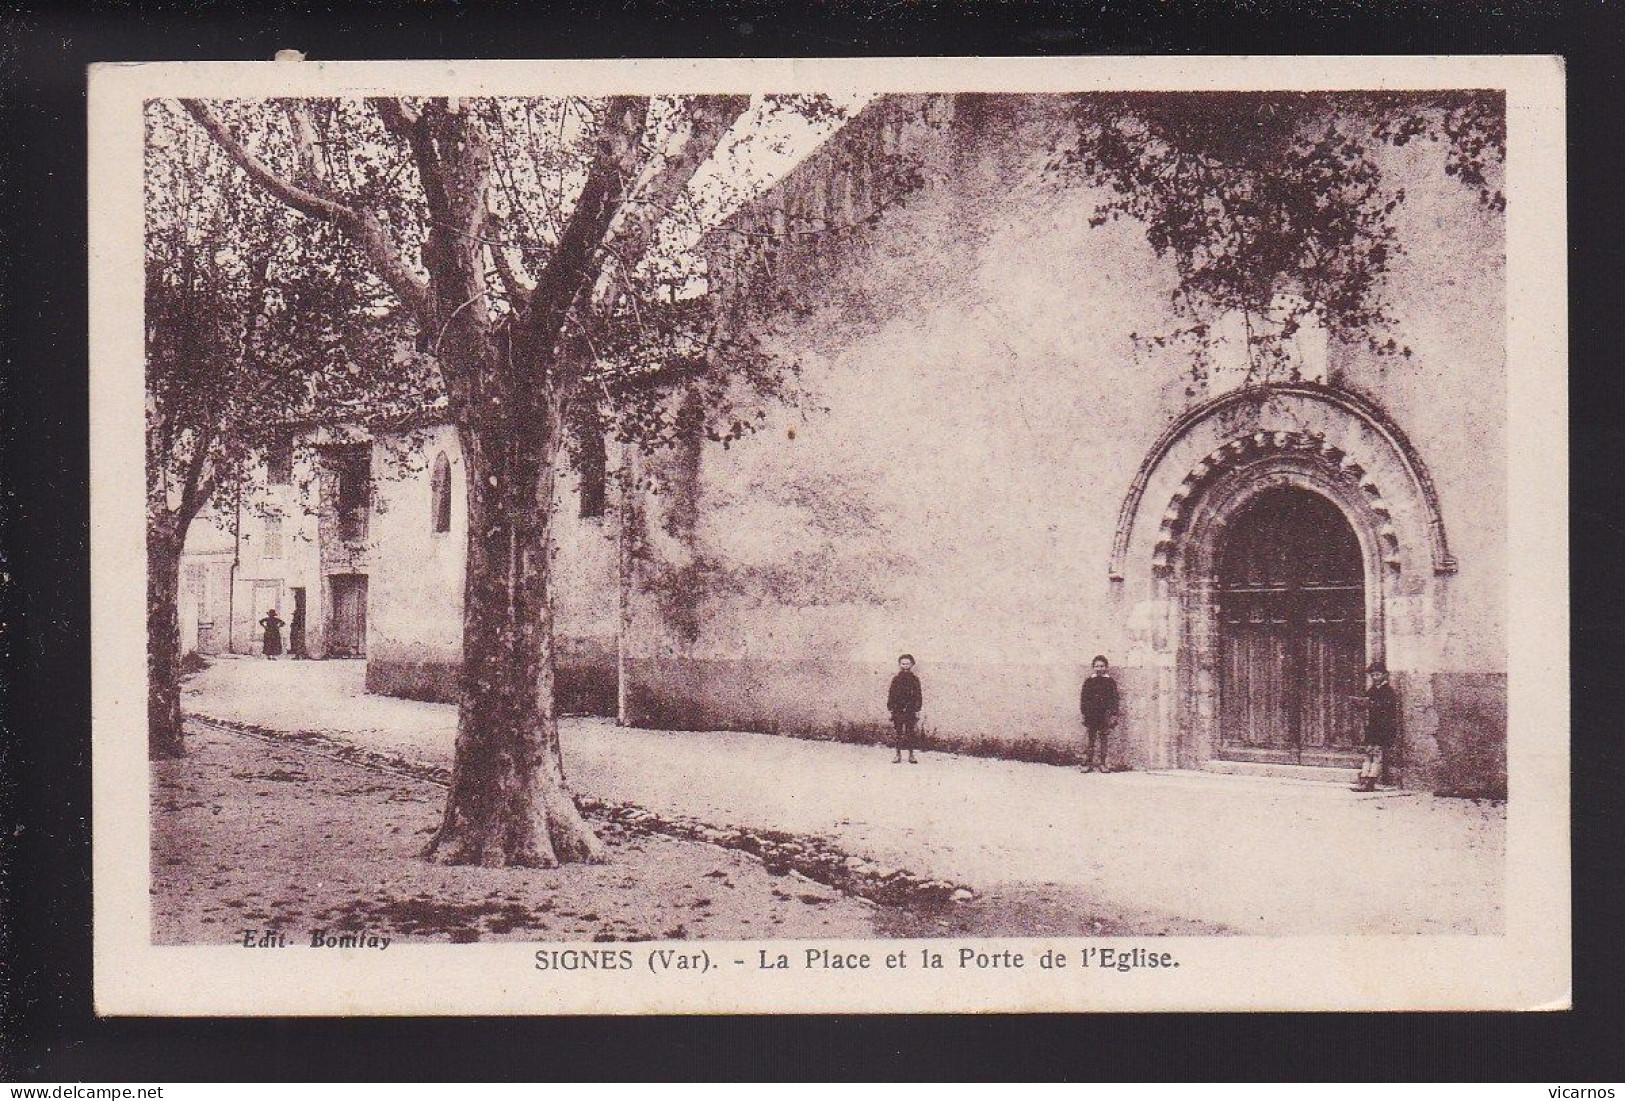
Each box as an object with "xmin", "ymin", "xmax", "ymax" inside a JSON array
[{"xmin": 1216, "ymin": 487, "xmax": 1365, "ymax": 765}]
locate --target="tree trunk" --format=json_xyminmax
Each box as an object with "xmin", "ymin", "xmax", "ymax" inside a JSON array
[
  {"xmin": 615, "ymin": 443, "xmax": 640, "ymax": 727},
  {"xmin": 424, "ymin": 422, "xmax": 604, "ymax": 867},
  {"xmin": 147, "ymin": 527, "xmax": 186, "ymax": 760}
]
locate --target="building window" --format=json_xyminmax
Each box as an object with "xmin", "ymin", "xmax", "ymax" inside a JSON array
[
  {"xmin": 267, "ymin": 432, "xmax": 293, "ymax": 485},
  {"xmin": 263, "ymin": 516, "xmax": 284, "ymax": 559},
  {"xmin": 430, "ymin": 452, "xmax": 452, "ymax": 533},
  {"xmin": 576, "ymin": 430, "xmax": 607, "ymax": 520},
  {"xmin": 333, "ymin": 445, "xmax": 371, "ymax": 540}
]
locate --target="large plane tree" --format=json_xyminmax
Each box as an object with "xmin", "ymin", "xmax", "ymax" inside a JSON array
[{"xmin": 179, "ymin": 94, "xmax": 852, "ymax": 866}]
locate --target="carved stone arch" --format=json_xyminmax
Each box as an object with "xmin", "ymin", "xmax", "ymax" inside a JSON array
[
  {"xmin": 1110, "ymin": 383, "xmax": 1456, "ymax": 582},
  {"xmin": 1151, "ymin": 428, "xmax": 1405, "ymax": 581},
  {"xmin": 1111, "ymin": 383, "xmax": 1456, "ymax": 772}
]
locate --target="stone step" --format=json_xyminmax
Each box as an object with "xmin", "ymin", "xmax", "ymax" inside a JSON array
[{"xmin": 1201, "ymin": 759, "xmax": 1361, "ymax": 784}]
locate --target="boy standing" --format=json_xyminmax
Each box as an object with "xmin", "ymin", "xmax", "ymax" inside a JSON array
[
  {"xmin": 886, "ymin": 654, "xmax": 923, "ymax": 764},
  {"xmin": 1079, "ymin": 655, "xmax": 1120, "ymax": 772},
  {"xmin": 1353, "ymin": 661, "xmax": 1399, "ymax": 792}
]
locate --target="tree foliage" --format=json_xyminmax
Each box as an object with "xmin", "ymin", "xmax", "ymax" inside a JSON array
[
  {"xmin": 1052, "ymin": 91, "xmax": 1505, "ymax": 376},
  {"xmin": 181, "ymin": 95, "xmax": 855, "ymax": 467}
]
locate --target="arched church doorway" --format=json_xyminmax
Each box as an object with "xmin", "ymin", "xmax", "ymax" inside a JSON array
[{"xmin": 1215, "ymin": 486, "xmax": 1365, "ymax": 766}]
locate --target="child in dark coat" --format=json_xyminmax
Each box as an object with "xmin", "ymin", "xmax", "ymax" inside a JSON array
[
  {"xmin": 1353, "ymin": 662, "xmax": 1399, "ymax": 791},
  {"xmin": 1079, "ymin": 654, "xmax": 1120, "ymax": 772},
  {"xmin": 886, "ymin": 654, "xmax": 923, "ymax": 764}
]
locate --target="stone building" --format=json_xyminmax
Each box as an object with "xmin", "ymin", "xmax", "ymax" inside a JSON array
[
  {"xmin": 180, "ymin": 418, "xmax": 619, "ymax": 714},
  {"xmin": 619, "ymin": 93, "xmax": 1507, "ymax": 795},
  {"xmin": 361, "ymin": 421, "xmax": 619, "ymax": 713},
  {"xmin": 180, "ymin": 426, "xmax": 378, "ymax": 660}
]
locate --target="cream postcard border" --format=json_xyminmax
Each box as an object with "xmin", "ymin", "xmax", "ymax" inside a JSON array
[{"xmin": 89, "ymin": 55, "xmax": 1569, "ymax": 1016}]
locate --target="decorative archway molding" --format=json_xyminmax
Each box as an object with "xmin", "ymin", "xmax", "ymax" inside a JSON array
[
  {"xmin": 1109, "ymin": 383, "xmax": 1456, "ymax": 581},
  {"xmin": 1150, "ymin": 428, "xmax": 1403, "ymax": 577}
]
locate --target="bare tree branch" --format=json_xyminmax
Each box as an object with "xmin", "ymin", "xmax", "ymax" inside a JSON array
[
  {"xmin": 604, "ymin": 95, "xmax": 750, "ymax": 286},
  {"xmin": 485, "ymin": 231, "xmax": 527, "ymax": 306},
  {"xmin": 174, "ymin": 417, "xmax": 220, "ymax": 527},
  {"xmin": 369, "ymin": 95, "xmax": 421, "ymax": 135},
  {"xmin": 518, "ymin": 96, "xmax": 651, "ymax": 353},
  {"xmin": 281, "ymin": 100, "xmax": 324, "ymax": 188},
  {"xmin": 180, "ymin": 99, "xmax": 431, "ymax": 319},
  {"xmin": 378, "ymin": 97, "xmax": 457, "ymax": 221}
]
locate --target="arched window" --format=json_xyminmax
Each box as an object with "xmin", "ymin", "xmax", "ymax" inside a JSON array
[{"xmin": 430, "ymin": 452, "xmax": 452, "ymax": 533}]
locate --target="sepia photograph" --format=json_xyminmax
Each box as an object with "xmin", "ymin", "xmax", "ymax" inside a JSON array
[{"xmin": 88, "ymin": 55, "xmax": 1569, "ymax": 1015}]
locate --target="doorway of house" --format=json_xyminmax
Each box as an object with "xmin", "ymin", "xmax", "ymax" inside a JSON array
[
  {"xmin": 188, "ymin": 563, "xmax": 220, "ymax": 654},
  {"xmin": 327, "ymin": 574, "xmax": 368, "ymax": 658},
  {"xmin": 289, "ymin": 587, "xmax": 307, "ymax": 658},
  {"xmin": 1216, "ymin": 486, "xmax": 1365, "ymax": 766},
  {"xmin": 251, "ymin": 580, "xmax": 282, "ymax": 656}
]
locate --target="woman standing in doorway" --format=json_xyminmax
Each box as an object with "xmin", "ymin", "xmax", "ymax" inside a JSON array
[{"xmin": 259, "ymin": 608, "xmax": 285, "ymax": 659}]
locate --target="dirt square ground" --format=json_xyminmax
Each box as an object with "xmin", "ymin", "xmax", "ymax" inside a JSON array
[
  {"xmin": 153, "ymin": 723, "xmax": 1226, "ymax": 942},
  {"xmin": 152, "ymin": 725, "xmax": 882, "ymax": 944}
]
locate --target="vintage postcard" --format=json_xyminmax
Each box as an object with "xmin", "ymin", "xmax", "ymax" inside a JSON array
[{"xmin": 90, "ymin": 55, "xmax": 1568, "ymax": 1015}]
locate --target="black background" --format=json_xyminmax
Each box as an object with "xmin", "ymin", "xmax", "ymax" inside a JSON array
[{"xmin": 1, "ymin": 0, "xmax": 1620, "ymax": 1083}]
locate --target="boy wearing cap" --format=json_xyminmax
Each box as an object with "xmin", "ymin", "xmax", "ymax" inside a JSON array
[
  {"xmin": 886, "ymin": 654, "xmax": 923, "ymax": 764},
  {"xmin": 1353, "ymin": 662, "xmax": 1399, "ymax": 791}
]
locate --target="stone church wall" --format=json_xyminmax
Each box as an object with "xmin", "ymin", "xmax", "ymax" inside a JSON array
[
  {"xmin": 627, "ymin": 94, "xmax": 1507, "ymax": 794},
  {"xmin": 364, "ymin": 422, "xmax": 621, "ymax": 715}
]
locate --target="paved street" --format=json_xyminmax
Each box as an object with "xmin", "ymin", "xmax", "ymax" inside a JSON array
[{"xmin": 185, "ymin": 656, "xmax": 1504, "ymax": 934}]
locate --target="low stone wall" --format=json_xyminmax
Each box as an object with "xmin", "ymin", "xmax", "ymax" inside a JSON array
[
  {"xmin": 369, "ymin": 653, "xmax": 1506, "ymax": 795},
  {"xmin": 629, "ymin": 657, "xmax": 1168, "ymax": 771},
  {"xmin": 367, "ymin": 638, "xmax": 618, "ymax": 717},
  {"xmin": 1399, "ymin": 670, "xmax": 1508, "ymax": 798},
  {"xmin": 628, "ymin": 656, "xmax": 1507, "ymax": 795},
  {"xmin": 364, "ymin": 657, "xmax": 459, "ymax": 704}
]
